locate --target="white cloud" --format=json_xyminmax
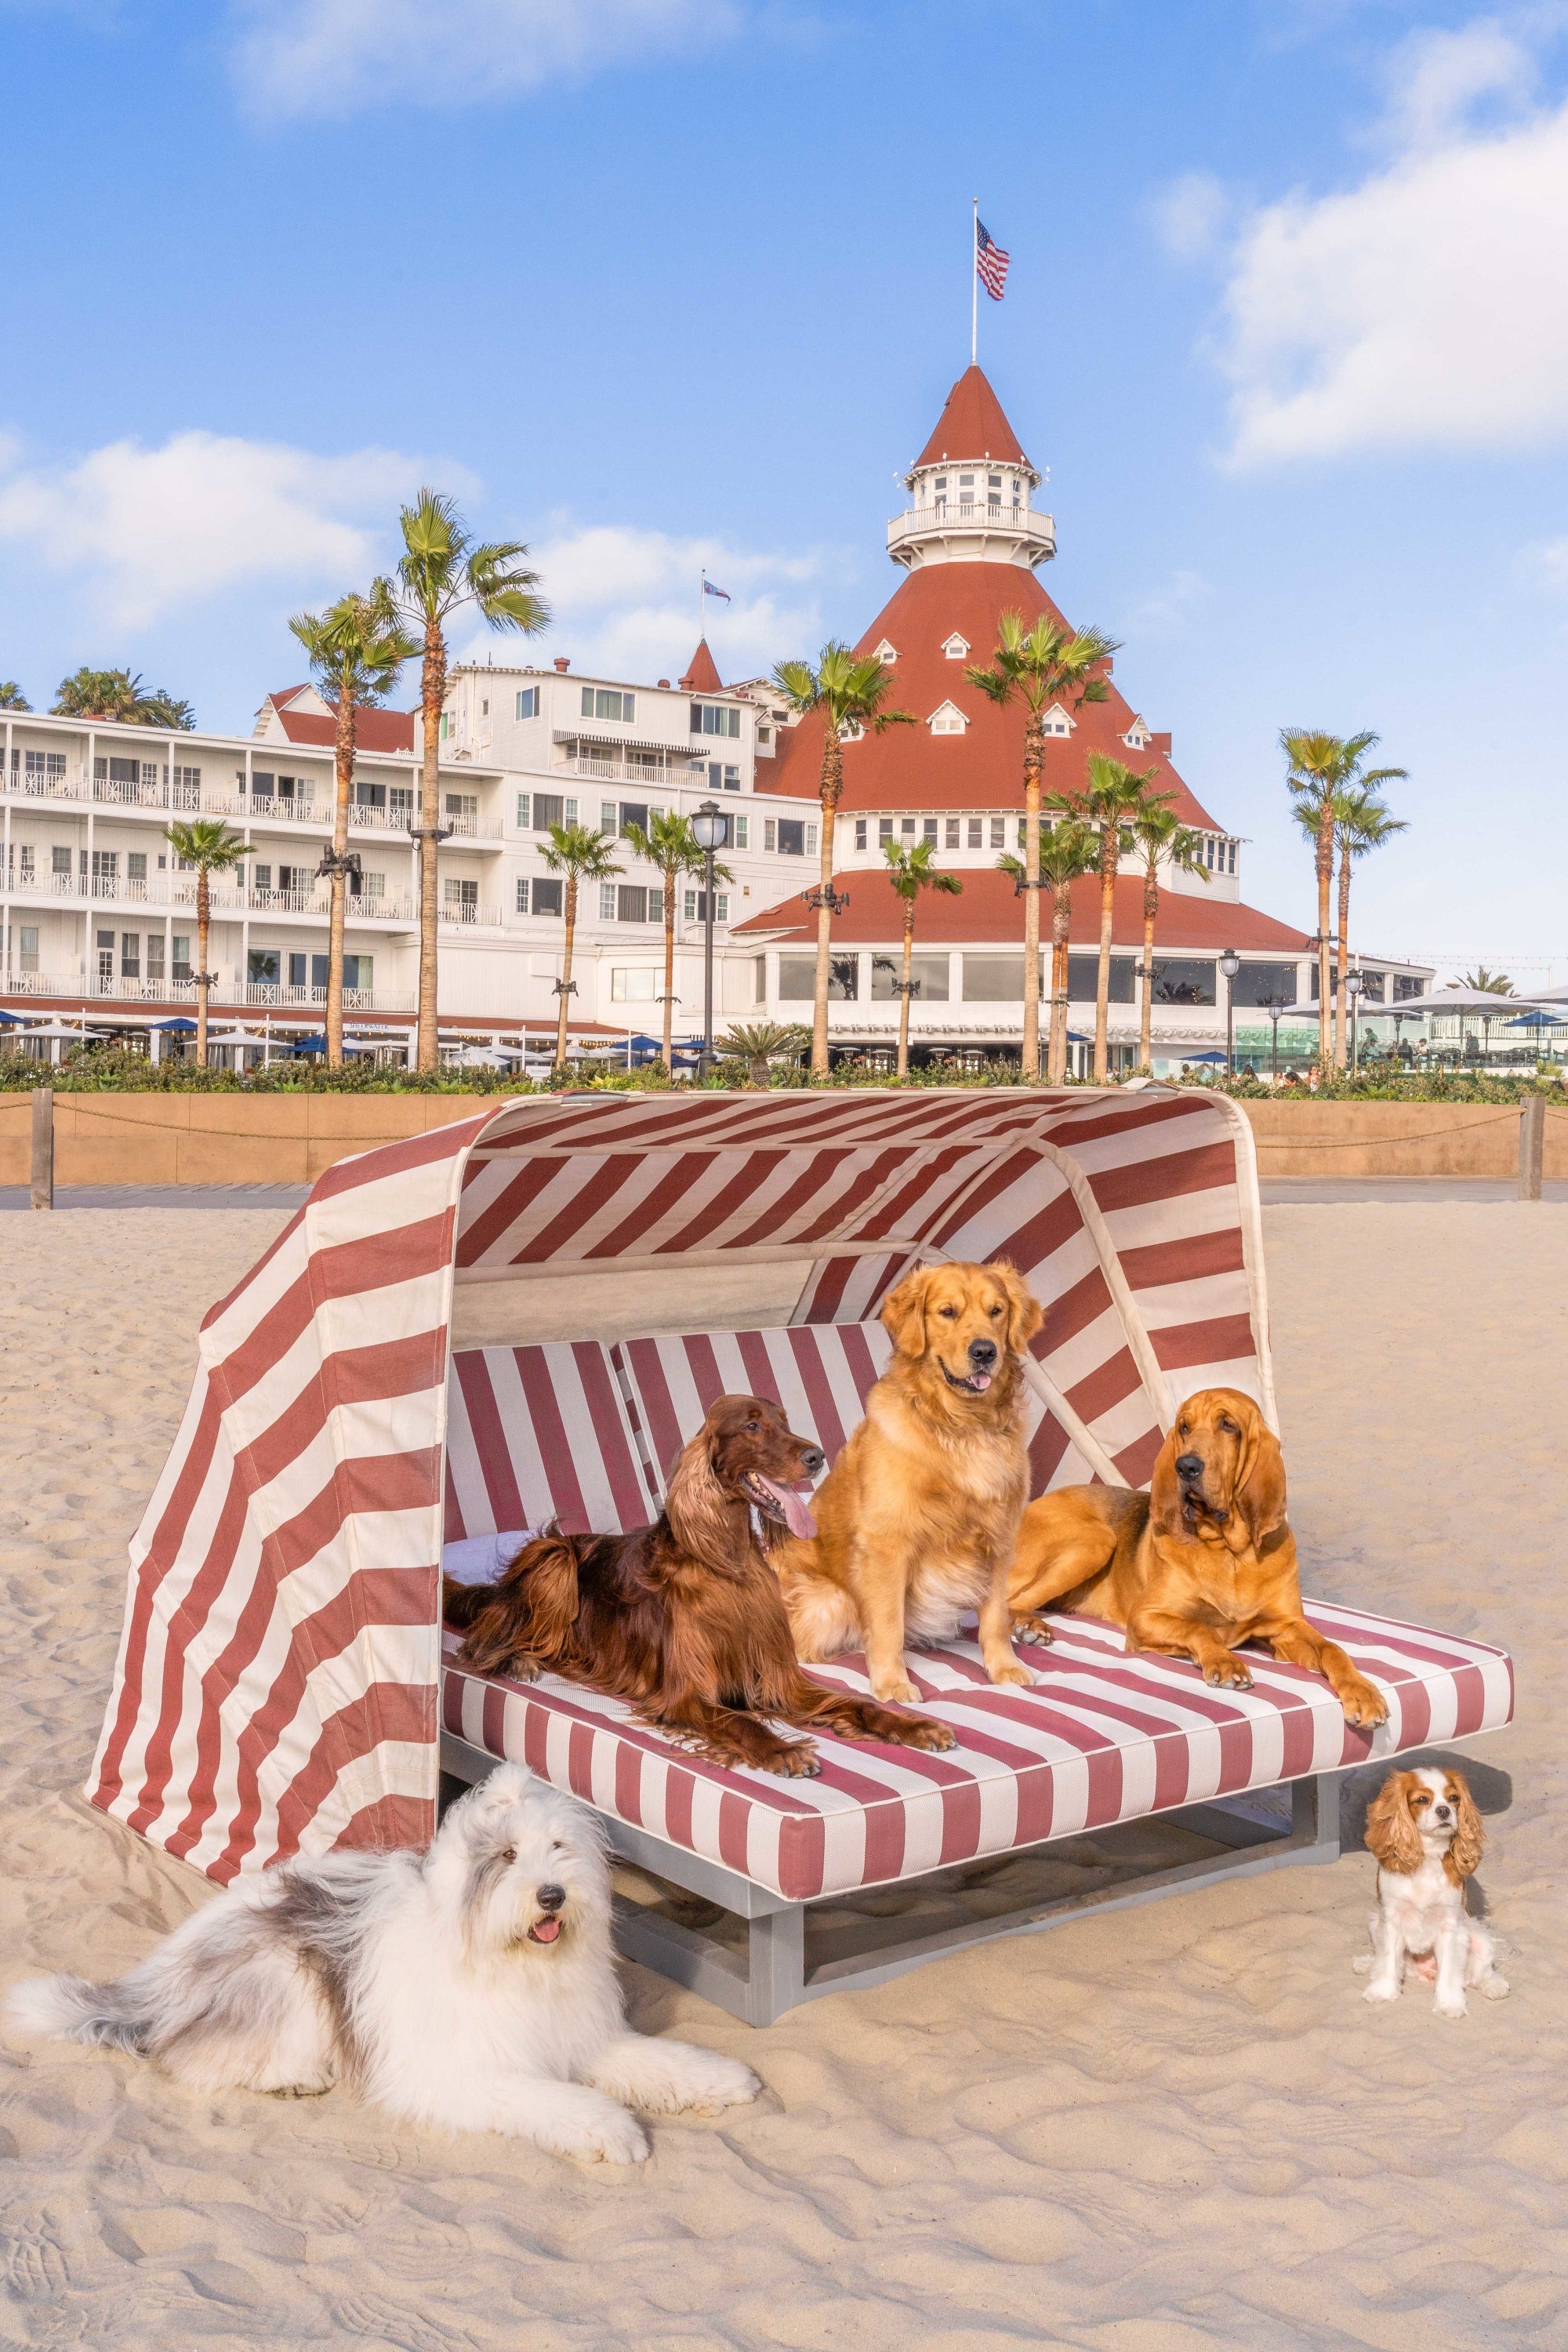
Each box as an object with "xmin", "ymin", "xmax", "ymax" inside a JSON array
[
  {"xmin": 231, "ymin": 0, "xmax": 750, "ymax": 117},
  {"xmin": 0, "ymin": 429, "xmax": 457, "ymax": 627},
  {"xmin": 455, "ymin": 520, "xmax": 826, "ymax": 684},
  {"xmin": 1213, "ymin": 19, "xmax": 1568, "ymax": 465},
  {"xmin": 1151, "ymin": 171, "xmax": 1231, "ymax": 260},
  {"xmin": 1122, "ymin": 568, "xmax": 1210, "ymax": 637},
  {"xmin": 1531, "ymin": 532, "xmax": 1568, "ymax": 586}
]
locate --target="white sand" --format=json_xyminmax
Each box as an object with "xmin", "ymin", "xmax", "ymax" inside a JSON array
[{"xmin": 1, "ymin": 1206, "xmax": 1563, "ymax": 2351}]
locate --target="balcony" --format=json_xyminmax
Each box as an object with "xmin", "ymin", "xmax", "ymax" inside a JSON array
[
  {"xmin": 886, "ymin": 499, "xmax": 1056, "ymax": 570},
  {"xmin": 2, "ymin": 768, "xmax": 501, "ymax": 841},
  {"xmin": 0, "ymin": 971, "xmax": 415, "ymax": 1015},
  {"xmin": 2, "ymin": 870, "xmax": 419, "ymax": 924},
  {"xmin": 438, "ymin": 902, "xmax": 503, "ymax": 929},
  {"xmin": 559, "ymin": 754, "xmax": 699, "ymax": 786}
]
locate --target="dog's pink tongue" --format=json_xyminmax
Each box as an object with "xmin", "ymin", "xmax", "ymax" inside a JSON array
[
  {"xmin": 971, "ymin": 1371, "xmax": 993, "ymax": 1392},
  {"xmin": 757, "ymin": 1477, "xmax": 817, "ymax": 1540},
  {"xmin": 532, "ymin": 1916, "xmax": 561, "ymax": 1944}
]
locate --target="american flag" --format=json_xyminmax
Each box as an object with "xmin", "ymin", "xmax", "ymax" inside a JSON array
[
  {"xmin": 702, "ymin": 576, "xmax": 731, "ymax": 602},
  {"xmin": 976, "ymin": 220, "xmax": 1010, "ymax": 302}
]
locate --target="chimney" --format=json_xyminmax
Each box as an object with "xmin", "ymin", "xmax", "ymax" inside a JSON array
[
  {"xmin": 657, "ymin": 678, "xmax": 670, "ymax": 688},
  {"xmin": 554, "ymin": 656, "xmax": 571, "ymax": 673}
]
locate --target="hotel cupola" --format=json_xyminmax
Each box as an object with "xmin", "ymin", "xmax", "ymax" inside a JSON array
[{"xmin": 887, "ymin": 365, "xmax": 1056, "ymax": 572}]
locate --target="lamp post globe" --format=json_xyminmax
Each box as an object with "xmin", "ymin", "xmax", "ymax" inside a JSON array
[
  {"xmin": 1220, "ymin": 948, "xmax": 1240, "ymax": 1077},
  {"xmin": 1344, "ymin": 967, "xmax": 1364, "ymax": 1075},
  {"xmin": 691, "ymin": 800, "xmax": 729, "ymax": 1082}
]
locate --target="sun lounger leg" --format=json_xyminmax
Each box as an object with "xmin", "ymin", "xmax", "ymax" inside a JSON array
[{"xmin": 746, "ymin": 1907, "xmax": 806, "ymax": 2028}]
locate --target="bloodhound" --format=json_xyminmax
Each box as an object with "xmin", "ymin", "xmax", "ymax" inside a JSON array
[{"xmin": 1007, "ymin": 1385, "xmax": 1388, "ymax": 1726}]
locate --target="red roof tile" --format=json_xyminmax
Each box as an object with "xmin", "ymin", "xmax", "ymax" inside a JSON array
[
  {"xmin": 735, "ymin": 867, "xmax": 1307, "ymax": 953},
  {"xmin": 266, "ymin": 687, "xmax": 416, "ymax": 755},
  {"xmin": 913, "ymin": 366, "xmax": 1031, "ymax": 470},
  {"xmin": 679, "ymin": 638, "xmax": 723, "ymax": 692},
  {"xmin": 758, "ymin": 563, "xmax": 1221, "ymax": 831}
]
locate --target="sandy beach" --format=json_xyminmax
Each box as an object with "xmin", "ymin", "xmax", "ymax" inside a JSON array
[{"xmin": 2, "ymin": 1203, "xmax": 1563, "ymax": 2351}]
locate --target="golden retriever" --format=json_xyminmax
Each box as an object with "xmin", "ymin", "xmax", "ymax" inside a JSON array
[
  {"xmin": 769, "ymin": 1261, "xmax": 1044, "ymax": 1703},
  {"xmin": 1007, "ymin": 1385, "xmax": 1388, "ymax": 1726}
]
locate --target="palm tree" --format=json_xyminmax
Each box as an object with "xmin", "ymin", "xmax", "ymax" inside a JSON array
[
  {"xmin": 880, "ymin": 839, "xmax": 963, "ymax": 1077},
  {"xmin": 1281, "ymin": 731, "xmax": 1407, "ymax": 1077},
  {"xmin": 1129, "ymin": 804, "xmax": 1210, "ymax": 1073},
  {"xmin": 965, "ymin": 613, "xmax": 1119, "ymax": 1080},
  {"xmin": 0, "ymin": 682, "xmax": 29, "ymax": 710},
  {"xmin": 540, "ymin": 822, "xmax": 622, "ymax": 1069},
  {"xmin": 1050, "ymin": 753, "xmax": 1170, "ymax": 1083},
  {"xmin": 998, "ymin": 819, "xmax": 1100, "ymax": 1081},
  {"xmin": 768, "ymin": 644, "xmax": 914, "ymax": 1076},
  {"xmin": 52, "ymin": 667, "xmax": 193, "ymax": 726},
  {"xmin": 1331, "ymin": 789, "xmax": 1408, "ymax": 1067},
  {"xmin": 717, "ymin": 1021, "xmax": 811, "ymax": 1087},
  {"xmin": 164, "ymin": 818, "xmax": 245, "ymax": 1066},
  {"xmin": 394, "ymin": 490, "xmax": 550, "ymax": 1072},
  {"xmin": 622, "ymin": 811, "xmax": 731, "ymax": 1072},
  {"xmin": 289, "ymin": 580, "xmax": 416, "ymax": 1066},
  {"xmin": 1460, "ymin": 967, "xmax": 1515, "ymax": 995}
]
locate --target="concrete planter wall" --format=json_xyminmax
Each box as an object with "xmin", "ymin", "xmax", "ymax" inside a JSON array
[{"xmin": 0, "ymin": 1092, "xmax": 1561, "ymax": 1189}]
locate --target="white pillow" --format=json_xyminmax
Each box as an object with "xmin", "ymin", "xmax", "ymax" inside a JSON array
[{"xmin": 442, "ymin": 1530, "xmax": 536, "ymax": 1586}]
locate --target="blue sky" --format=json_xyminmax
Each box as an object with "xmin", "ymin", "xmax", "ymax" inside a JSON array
[{"xmin": 3, "ymin": 0, "xmax": 1567, "ymax": 978}]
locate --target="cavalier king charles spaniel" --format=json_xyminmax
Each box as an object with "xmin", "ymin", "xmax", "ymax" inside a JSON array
[{"xmin": 1359, "ymin": 1766, "xmax": 1509, "ymax": 2019}]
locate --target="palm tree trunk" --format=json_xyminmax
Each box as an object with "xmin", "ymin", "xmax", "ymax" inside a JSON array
[
  {"xmin": 326, "ymin": 688, "xmax": 354, "ymax": 1069},
  {"xmin": 1048, "ymin": 898, "xmax": 1071, "ymax": 1083},
  {"xmin": 811, "ymin": 735, "xmax": 843, "ymax": 1078},
  {"xmin": 555, "ymin": 877, "xmax": 577, "ymax": 1070},
  {"xmin": 1316, "ymin": 811, "xmax": 1333, "ymax": 1079},
  {"xmin": 1093, "ymin": 829, "xmax": 1116, "ymax": 1083},
  {"xmin": 661, "ymin": 865, "xmax": 676, "ymax": 1073},
  {"xmin": 1140, "ymin": 862, "xmax": 1157, "ymax": 1071},
  {"xmin": 1335, "ymin": 840, "xmax": 1352, "ymax": 1072},
  {"xmin": 1021, "ymin": 718, "xmax": 1043, "ymax": 1080},
  {"xmin": 416, "ymin": 620, "xmax": 445, "ymax": 1075},
  {"xmin": 897, "ymin": 904, "xmax": 913, "ymax": 1079},
  {"xmin": 195, "ymin": 871, "xmax": 210, "ymax": 1069}
]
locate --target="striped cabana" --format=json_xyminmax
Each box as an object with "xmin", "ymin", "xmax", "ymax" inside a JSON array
[{"xmin": 89, "ymin": 1085, "xmax": 1276, "ymax": 1884}]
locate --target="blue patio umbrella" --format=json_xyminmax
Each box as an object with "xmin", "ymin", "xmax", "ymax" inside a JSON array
[
  {"xmin": 290, "ymin": 1033, "xmax": 328, "ymax": 1055},
  {"xmin": 149, "ymin": 1016, "xmax": 198, "ymax": 1033},
  {"xmin": 1503, "ymin": 1010, "xmax": 1563, "ymax": 1029},
  {"xmin": 1183, "ymin": 1051, "xmax": 1230, "ymax": 1065}
]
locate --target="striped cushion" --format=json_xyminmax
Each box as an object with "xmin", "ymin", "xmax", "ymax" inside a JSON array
[
  {"xmin": 615, "ymin": 1322, "xmax": 1070, "ymax": 1501},
  {"xmin": 445, "ymin": 1344, "xmax": 655, "ymax": 1540},
  {"xmin": 442, "ymin": 1602, "xmax": 1513, "ymax": 1902}
]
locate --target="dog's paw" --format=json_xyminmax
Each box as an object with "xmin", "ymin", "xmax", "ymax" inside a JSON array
[
  {"xmin": 1482, "ymin": 1974, "xmax": 1510, "ymax": 2001},
  {"xmin": 677, "ymin": 2055, "xmax": 762, "ymax": 2114},
  {"xmin": 1351, "ymin": 1954, "xmax": 1372, "ymax": 1975},
  {"xmin": 1340, "ymin": 1678, "xmax": 1388, "ymax": 1727},
  {"xmin": 1434, "ymin": 1995, "xmax": 1468, "ymax": 2021},
  {"xmin": 1363, "ymin": 1980, "xmax": 1399, "ymax": 2004},
  {"xmin": 1012, "ymin": 1615, "xmax": 1054, "ymax": 1647},
  {"xmin": 573, "ymin": 2109, "xmax": 652, "ymax": 2165},
  {"xmin": 902, "ymin": 1718, "xmax": 957, "ymax": 1752},
  {"xmin": 768, "ymin": 1741, "xmax": 821, "ymax": 1778},
  {"xmin": 871, "ymin": 1675, "xmax": 921, "ymax": 1707},
  {"xmin": 1203, "ymin": 1654, "xmax": 1253, "ymax": 1690},
  {"xmin": 989, "ymin": 1660, "xmax": 1037, "ymax": 1690}
]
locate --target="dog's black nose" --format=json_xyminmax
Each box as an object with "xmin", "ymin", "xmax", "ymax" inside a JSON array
[
  {"xmin": 535, "ymin": 1883, "xmax": 566, "ymax": 1912},
  {"xmin": 969, "ymin": 1338, "xmax": 999, "ymax": 1368},
  {"xmin": 1434, "ymin": 1806, "xmax": 1451, "ymax": 1820},
  {"xmin": 1175, "ymin": 1453, "xmax": 1204, "ymax": 1477},
  {"xmin": 799, "ymin": 1446, "xmax": 826, "ymax": 1476}
]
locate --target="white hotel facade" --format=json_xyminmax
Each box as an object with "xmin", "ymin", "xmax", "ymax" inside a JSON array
[{"xmin": 0, "ymin": 363, "xmax": 1429, "ymax": 1063}]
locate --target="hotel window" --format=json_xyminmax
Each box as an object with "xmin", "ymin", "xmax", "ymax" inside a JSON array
[
  {"xmin": 988, "ymin": 474, "xmax": 1003, "ymax": 510},
  {"xmin": 531, "ymin": 877, "xmax": 562, "ymax": 916},
  {"xmin": 612, "ymin": 969, "xmax": 659, "ymax": 1001},
  {"xmin": 779, "ymin": 953, "xmax": 855, "ymax": 1001},
  {"xmin": 599, "ymin": 883, "xmax": 616, "ymax": 920},
  {"xmin": 127, "ymin": 852, "xmax": 146, "ymax": 882},
  {"xmin": 900, "ymin": 818, "xmax": 915, "ymax": 838},
  {"xmin": 615, "ymin": 885, "xmax": 662, "ymax": 924},
  {"xmin": 147, "ymin": 934, "xmax": 165, "ymax": 981},
  {"xmin": 24, "ymin": 750, "xmax": 67, "ymax": 782},
  {"xmin": 583, "ymin": 688, "xmax": 635, "ymax": 723},
  {"xmin": 959, "ymin": 474, "xmax": 974, "ymax": 495},
  {"xmin": 252, "ymin": 864, "xmax": 273, "ymax": 891},
  {"xmin": 516, "ymin": 688, "xmax": 540, "ymax": 720},
  {"xmin": 445, "ymin": 793, "xmax": 478, "ymax": 825},
  {"xmin": 358, "ymin": 871, "xmax": 386, "ymax": 900},
  {"xmin": 390, "ymin": 785, "xmax": 416, "ymax": 820},
  {"xmin": 682, "ymin": 890, "xmax": 729, "ymax": 923},
  {"xmin": 91, "ymin": 850, "xmax": 118, "ymax": 882},
  {"xmin": 731, "ymin": 815, "xmax": 749, "ymax": 848},
  {"xmin": 690, "ymin": 702, "xmax": 741, "ymax": 739},
  {"xmin": 872, "ymin": 952, "xmax": 949, "ymax": 1003},
  {"xmin": 96, "ymin": 928, "xmax": 114, "ymax": 982},
  {"xmin": 855, "ymin": 819, "xmax": 868, "ymax": 850},
  {"xmin": 930, "ymin": 705, "xmax": 965, "ymax": 734},
  {"xmin": 600, "ymin": 802, "xmax": 617, "ymax": 836},
  {"xmin": 924, "ymin": 818, "xmax": 938, "ymax": 843},
  {"xmin": 278, "ymin": 866, "xmax": 310, "ymax": 892},
  {"xmin": 17, "ymin": 844, "xmax": 34, "ymax": 880},
  {"xmin": 878, "ymin": 818, "xmax": 893, "ymax": 842},
  {"xmin": 444, "ymin": 877, "xmax": 479, "ymax": 914},
  {"xmin": 18, "ymin": 925, "xmax": 38, "ymax": 972},
  {"xmin": 172, "ymin": 935, "xmax": 191, "ymax": 981},
  {"xmin": 946, "ymin": 818, "xmax": 960, "ymax": 848},
  {"xmin": 702, "ymin": 761, "xmax": 740, "ymax": 793},
  {"xmin": 354, "ymin": 779, "xmax": 387, "ymax": 809},
  {"xmin": 119, "ymin": 933, "xmax": 140, "ymax": 977},
  {"xmin": 989, "ymin": 818, "xmax": 1005, "ymax": 848},
  {"xmin": 617, "ymin": 801, "xmax": 649, "ymax": 837},
  {"xmin": 248, "ymin": 949, "xmax": 281, "ymax": 986},
  {"xmin": 933, "ymin": 477, "xmax": 948, "ymax": 510},
  {"xmin": 528, "ymin": 792, "xmax": 573, "ymax": 831}
]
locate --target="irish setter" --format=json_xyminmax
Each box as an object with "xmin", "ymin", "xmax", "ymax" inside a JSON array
[{"xmin": 443, "ymin": 1393, "xmax": 956, "ymax": 1776}]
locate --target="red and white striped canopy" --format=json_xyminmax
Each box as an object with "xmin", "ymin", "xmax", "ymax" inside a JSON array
[{"xmin": 89, "ymin": 1086, "xmax": 1272, "ymax": 1882}]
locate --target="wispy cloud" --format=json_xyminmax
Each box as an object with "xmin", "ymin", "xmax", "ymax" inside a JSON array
[
  {"xmin": 456, "ymin": 520, "xmax": 827, "ymax": 684},
  {"xmin": 1150, "ymin": 171, "xmax": 1231, "ymax": 261},
  {"xmin": 1121, "ymin": 568, "xmax": 1210, "ymax": 637},
  {"xmin": 230, "ymin": 0, "xmax": 757, "ymax": 118},
  {"xmin": 0, "ymin": 428, "xmax": 459, "ymax": 628},
  {"xmin": 1196, "ymin": 13, "xmax": 1568, "ymax": 465}
]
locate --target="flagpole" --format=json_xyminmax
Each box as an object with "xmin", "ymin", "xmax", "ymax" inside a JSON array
[
  {"xmin": 971, "ymin": 198, "xmax": 978, "ymax": 367},
  {"xmin": 699, "ymin": 568, "xmax": 706, "ymax": 640}
]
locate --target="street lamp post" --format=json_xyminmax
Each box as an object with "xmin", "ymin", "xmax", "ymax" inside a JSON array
[
  {"xmin": 690, "ymin": 800, "xmax": 730, "ymax": 1083},
  {"xmin": 1262, "ymin": 990, "xmax": 1287, "ymax": 1085},
  {"xmin": 1344, "ymin": 967, "xmax": 1363, "ymax": 1075},
  {"xmin": 1220, "ymin": 947, "xmax": 1240, "ymax": 1078}
]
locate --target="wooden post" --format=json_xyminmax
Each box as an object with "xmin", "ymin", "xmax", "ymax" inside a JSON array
[
  {"xmin": 1519, "ymin": 1093, "xmax": 1545, "ymax": 1202},
  {"xmin": 30, "ymin": 1086, "xmax": 53, "ymax": 1210}
]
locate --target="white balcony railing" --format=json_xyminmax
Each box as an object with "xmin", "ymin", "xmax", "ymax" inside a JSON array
[
  {"xmin": 0, "ymin": 971, "xmax": 415, "ymax": 1015},
  {"xmin": 438, "ymin": 902, "xmax": 503, "ymax": 928},
  {"xmin": 2, "ymin": 768, "xmax": 502, "ymax": 840},
  {"xmin": 887, "ymin": 502, "xmax": 1056, "ymax": 560}
]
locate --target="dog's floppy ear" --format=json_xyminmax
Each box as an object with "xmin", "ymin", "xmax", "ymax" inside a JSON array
[
  {"xmin": 1364, "ymin": 1772, "xmax": 1423, "ymax": 1875},
  {"xmin": 1148, "ymin": 1425, "xmax": 1185, "ymax": 1537},
  {"xmin": 1235, "ymin": 1405, "xmax": 1288, "ymax": 1544},
  {"xmin": 1448, "ymin": 1771, "xmax": 1486, "ymax": 1881},
  {"xmin": 880, "ymin": 1265, "xmax": 934, "ymax": 1357},
  {"xmin": 990, "ymin": 1260, "xmax": 1044, "ymax": 1354}
]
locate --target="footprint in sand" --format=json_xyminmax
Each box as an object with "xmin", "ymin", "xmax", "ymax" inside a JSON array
[
  {"xmin": 3, "ymin": 2215, "xmax": 68, "ymax": 2303},
  {"xmin": 332, "ymin": 2290, "xmax": 477, "ymax": 2352}
]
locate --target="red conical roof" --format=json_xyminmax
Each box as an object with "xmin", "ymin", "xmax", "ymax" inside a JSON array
[
  {"xmin": 679, "ymin": 637, "xmax": 723, "ymax": 691},
  {"xmin": 913, "ymin": 365, "xmax": 1031, "ymax": 470}
]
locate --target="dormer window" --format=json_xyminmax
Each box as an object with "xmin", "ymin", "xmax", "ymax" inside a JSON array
[
  {"xmin": 987, "ymin": 473, "xmax": 1002, "ymax": 512},
  {"xmin": 839, "ymin": 718, "xmax": 864, "ymax": 742},
  {"xmin": 942, "ymin": 633, "xmax": 970, "ymax": 660},
  {"xmin": 929, "ymin": 700, "xmax": 967, "ymax": 735},
  {"xmin": 1040, "ymin": 703, "xmax": 1076, "ymax": 737},
  {"xmin": 933, "ymin": 477, "xmax": 948, "ymax": 512},
  {"xmin": 1123, "ymin": 717, "xmax": 1152, "ymax": 750},
  {"xmin": 872, "ymin": 639, "xmax": 898, "ymax": 664}
]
